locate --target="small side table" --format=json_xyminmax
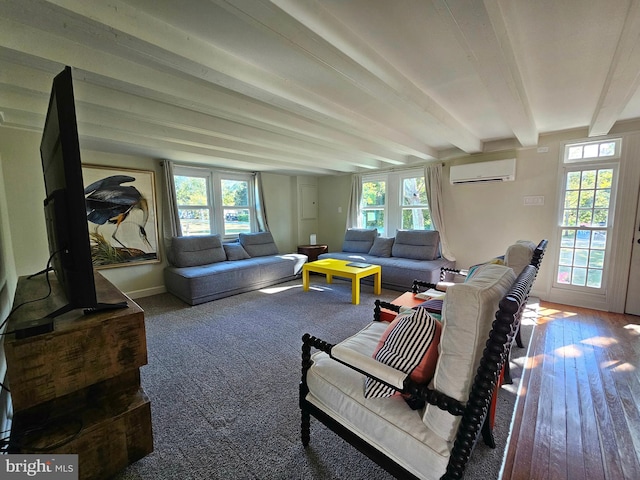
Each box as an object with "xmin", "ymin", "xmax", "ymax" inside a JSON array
[{"xmin": 297, "ymin": 244, "xmax": 328, "ymax": 263}]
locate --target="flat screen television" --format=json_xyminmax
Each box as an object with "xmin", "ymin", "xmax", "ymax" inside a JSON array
[{"xmin": 38, "ymin": 66, "xmax": 125, "ymax": 322}]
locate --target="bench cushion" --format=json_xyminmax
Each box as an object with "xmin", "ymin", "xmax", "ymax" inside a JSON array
[{"xmin": 422, "ymin": 263, "xmax": 515, "ymax": 441}]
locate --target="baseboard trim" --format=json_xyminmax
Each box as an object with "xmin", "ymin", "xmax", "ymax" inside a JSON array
[{"xmin": 126, "ymin": 285, "xmax": 166, "ymax": 299}]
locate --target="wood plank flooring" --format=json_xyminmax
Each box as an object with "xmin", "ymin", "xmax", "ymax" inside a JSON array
[{"xmin": 501, "ymin": 302, "xmax": 640, "ymax": 480}]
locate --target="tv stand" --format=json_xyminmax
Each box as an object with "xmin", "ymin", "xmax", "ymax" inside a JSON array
[{"xmin": 5, "ymin": 272, "xmax": 153, "ymax": 479}]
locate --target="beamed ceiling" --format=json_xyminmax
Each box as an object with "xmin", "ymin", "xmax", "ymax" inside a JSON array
[{"xmin": 1, "ymin": 0, "xmax": 640, "ymax": 175}]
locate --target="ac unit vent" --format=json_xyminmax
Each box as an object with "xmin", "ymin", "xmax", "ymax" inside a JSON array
[{"xmin": 449, "ymin": 158, "xmax": 516, "ymax": 184}]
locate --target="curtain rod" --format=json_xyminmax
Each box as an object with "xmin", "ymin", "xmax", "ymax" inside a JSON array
[{"xmin": 159, "ymin": 160, "xmax": 256, "ymax": 177}]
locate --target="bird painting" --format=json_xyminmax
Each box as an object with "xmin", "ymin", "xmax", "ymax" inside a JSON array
[{"xmin": 84, "ymin": 175, "xmax": 152, "ymax": 252}]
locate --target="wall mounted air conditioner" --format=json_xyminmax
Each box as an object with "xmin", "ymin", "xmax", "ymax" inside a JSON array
[{"xmin": 449, "ymin": 158, "xmax": 516, "ymax": 184}]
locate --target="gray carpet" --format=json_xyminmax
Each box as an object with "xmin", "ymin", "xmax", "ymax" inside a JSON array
[{"xmin": 114, "ymin": 279, "xmax": 535, "ymax": 480}]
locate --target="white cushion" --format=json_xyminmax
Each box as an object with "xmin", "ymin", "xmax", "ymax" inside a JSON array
[
  {"xmin": 504, "ymin": 240, "xmax": 536, "ymax": 276},
  {"xmin": 422, "ymin": 263, "xmax": 515, "ymax": 441},
  {"xmin": 305, "ymin": 323, "xmax": 451, "ymax": 480}
]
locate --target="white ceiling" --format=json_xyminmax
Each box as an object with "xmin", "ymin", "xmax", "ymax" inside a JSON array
[{"xmin": 1, "ymin": 0, "xmax": 640, "ymax": 176}]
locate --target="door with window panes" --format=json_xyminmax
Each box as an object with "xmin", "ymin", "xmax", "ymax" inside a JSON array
[{"xmin": 556, "ymin": 140, "xmax": 619, "ymax": 292}]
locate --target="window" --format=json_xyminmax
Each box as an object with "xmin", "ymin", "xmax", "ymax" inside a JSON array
[
  {"xmin": 361, "ymin": 170, "xmax": 431, "ymax": 236},
  {"xmin": 555, "ymin": 140, "xmax": 620, "ymax": 291},
  {"xmin": 173, "ymin": 166, "xmax": 256, "ymax": 238}
]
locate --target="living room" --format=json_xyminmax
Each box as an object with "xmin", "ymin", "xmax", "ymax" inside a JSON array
[{"xmin": 1, "ymin": 1, "xmax": 640, "ymax": 479}]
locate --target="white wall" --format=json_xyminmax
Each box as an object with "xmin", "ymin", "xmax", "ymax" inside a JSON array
[
  {"xmin": 317, "ymin": 127, "xmax": 640, "ymax": 311},
  {"xmin": 0, "ymin": 129, "xmax": 304, "ymax": 299}
]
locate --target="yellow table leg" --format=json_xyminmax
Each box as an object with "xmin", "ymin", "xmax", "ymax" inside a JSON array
[
  {"xmin": 326, "ymin": 273, "xmax": 333, "ymax": 284},
  {"xmin": 373, "ymin": 270, "xmax": 382, "ymax": 295},
  {"xmin": 303, "ymin": 268, "xmax": 310, "ymax": 291},
  {"xmin": 352, "ymin": 277, "xmax": 360, "ymax": 305}
]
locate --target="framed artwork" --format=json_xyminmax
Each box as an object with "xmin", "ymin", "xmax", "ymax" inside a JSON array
[{"xmin": 82, "ymin": 165, "xmax": 160, "ymax": 269}]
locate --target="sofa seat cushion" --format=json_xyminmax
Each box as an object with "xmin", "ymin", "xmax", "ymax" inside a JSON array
[
  {"xmin": 239, "ymin": 231, "xmax": 279, "ymax": 257},
  {"xmin": 423, "ymin": 263, "xmax": 515, "ymax": 441},
  {"xmin": 170, "ymin": 234, "xmax": 226, "ymax": 267},
  {"xmin": 392, "ymin": 230, "xmax": 440, "ymax": 261},
  {"xmin": 164, "ymin": 254, "xmax": 306, "ymax": 305},
  {"xmin": 342, "ymin": 228, "xmax": 378, "ymax": 253},
  {"xmin": 305, "ymin": 322, "xmax": 451, "ymax": 480}
]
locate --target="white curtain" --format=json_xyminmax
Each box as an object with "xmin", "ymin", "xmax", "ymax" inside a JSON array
[
  {"xmin": 254, "ymin": 172, "xmax": 270, "ymax": 232},
  {"xmin": 161, "ymin": 160, "xmax": 182, "ymax": 264},
  {"xmin": 346, "ymin": 173, "xmax": 362, "ymax": 230},
  {"xmin": 425, "ymin": 164, "xmax": 456, "ymax": 261}
]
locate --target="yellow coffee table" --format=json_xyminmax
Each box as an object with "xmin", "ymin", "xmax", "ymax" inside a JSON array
[{"xmin": 302, "ymin": 258, "xmax": 382, "ymax": 305}]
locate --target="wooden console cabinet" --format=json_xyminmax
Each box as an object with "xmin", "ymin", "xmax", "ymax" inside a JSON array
[{"xmin": 5, "ymin": 272, "xmax": 153, "ymax": 479}]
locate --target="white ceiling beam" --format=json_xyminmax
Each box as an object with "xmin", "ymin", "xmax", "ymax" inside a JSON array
[
  {"xmin": 0, "ymin": 18, "xmax": 408, "ymax": 168},
  {"xmin": 40, "ymin": 0, "xmax": 431, "ymax": 161},
  {"xmin": 433, "ymin": 0, "xmax": 538, "ymax": 147},
  {"xmin": 589, "ymin": 0, "xmax": 640, "ymax": 136},
  {"xmin": 240, "ymin": 0, "xmax": 482, "ymax": 154}
]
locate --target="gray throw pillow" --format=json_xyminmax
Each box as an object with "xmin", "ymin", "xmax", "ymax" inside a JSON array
[
  {"xmin": 368, "ymin": 237, "xmax": 394, "ymax": 257},
  {"xmin": 391, "ymin": 230, "xmax": 440, "ymax": 260},
  {"xmin": 223, "ymin": 243, "xmax": 250, "ymax": 260},
  {"xmin": 171, "ymin": 234, "xmax": 227, "ymax": 267}
]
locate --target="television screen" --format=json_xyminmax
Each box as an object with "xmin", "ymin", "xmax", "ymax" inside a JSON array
[{"xmin": 40, "ymin": 66, "xmax": 98, "ymax": 318}]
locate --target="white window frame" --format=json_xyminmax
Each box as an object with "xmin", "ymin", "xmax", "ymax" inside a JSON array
[
  {"xmin": 173, "ymin": 165, "xmax": 256, "ymax": 240},
  {"xmin": 553, "ymin": 139, "xmax": 621, "ymax": 294},
  {"xmin": 361, "ymin": 169, "xmax": 431, "ymax": 236}
]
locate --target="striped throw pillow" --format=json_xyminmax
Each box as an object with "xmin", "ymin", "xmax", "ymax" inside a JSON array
[{"xmin": 364, "ymin": 307, "xmax": 441, "ymax": 398}]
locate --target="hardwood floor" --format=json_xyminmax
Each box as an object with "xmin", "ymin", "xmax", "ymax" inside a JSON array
[{"xmin": 502, "ymin": 302, "xmax": 640, "ymax": 480}]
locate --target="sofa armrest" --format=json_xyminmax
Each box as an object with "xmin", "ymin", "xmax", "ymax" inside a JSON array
[{"xmin": 331, "ymin": 343, "xmax": 407, "ymax": 391}]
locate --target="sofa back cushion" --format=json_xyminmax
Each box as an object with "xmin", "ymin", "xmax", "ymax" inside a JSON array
[
  {"xmin": 170, "ymin": 234, "xmax": 227, "ymax": 267},
  {"xmin": 342, "ymin": 228, "xmax": 378, "ymax": 253},
  {"xmin": 391, "ymin": 230, "xmax": 440, "ymax": 260},
  {"xmin": 239, "ymin": 231, "xmax": 279, "ymax": 257},
  {"xmin": 422, "ymin": 263, "xmax": 515, "ymax": 441},
  {"xmin": 504, "ymin": 240, "xmax": 536, "ymax": 276}
]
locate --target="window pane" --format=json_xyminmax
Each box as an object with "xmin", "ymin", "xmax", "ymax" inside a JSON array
[
  {"xmin": 222, "ymin": 179, "xmax": 248, "ymax": 207},
  {"xmin": 581, "ymin": 170, "xmax": 596, "ymax": 189},
  {"xmin": 566, "ymin": 171, "xmax": 581, "ymax": 189},
  {"xmin": 559, "ymin": 248, "xmax": 574, "ymax": 265},
  {"xmin": 576, "ymin": 230, "xmax": 590, "ymax": 248},
  {"xmin": 572, "ymin": 267, "xmax": 587, "ymax": 285},
  {"xmin": 402, "ymin": 208, "xmax": 432, "ymax": 230},
  {"xmin": 594, "ymin": 189, "xmax": 610, "ymax": 208},
  {"xmin": 589, "ymin": 250, "xmax": 605, "ymax": 268},
  {"xmin": 578, "ymin": 210, "xmax": 593, "ymax": 226},
  {"xmin": 578, "ymin": 190, "xmax": 594, "ymax": 208},
  {"xmin": 363, "ymin": 181, "xmax": 385, "ymax": 207},
  {"xmin": 564, "ymin": 190, "xmax": 579, "ymax": 208},
  {"xmin": 574, "ymin": 249, "xmax": 589, "ymax": 267},
  {"xmin": 224, "ymin": 208, "xmax": 250, "ymax": 235},
  {"xmin": 599, "ymin": 142, "xmax": 615, "ymax": 157},
  {"xmin": 362, "ymin": 209, "xmax": 384, "ymax": 235},
  {"xmin": 592, "ymin": 230, "xmax": 607, "ymax": 249},
  {"xmin": 592, "ymin": 209, "xmax": 608, "ymax": 226},
  {"xmin": 179, "ymin": 208, "xmax": 211, "ymax": 236},
  {"xmin": 597, "ymin": 169, "xmax": 613, "ymax": 188},
  {"xmin": 402, "ymin": 177, "xmax": 427, "ymax": 205},
  {"xmin": 561, "ymin": 229, "xmax": 575, "ymax": 247},
  {"xmin": 583, "ymin": 144, "xmax": 599, "ymax": 158},
  {"xmin": 175, "ymin": 176, "xmax": 208, "ymax": 206},
  {"xmin": 557, "ymin": 266, "xmax": 572, "ymax": 284},
  {"xmin": 567, "ymin": 146, "xmax": 583, "ymax": 160},
  {"xmin": 587, "ymin": 269, "xmax": 603, "ymax": 288},
  {"xmin": 562, "ymin": 210, "xmax": 577, "ymax": 226}
]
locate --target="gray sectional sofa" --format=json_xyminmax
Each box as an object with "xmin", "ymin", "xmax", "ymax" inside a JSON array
[
  {"xmin": 318, "ymin": 229, "xmax": 455, "ymax": 291},
  {"xmin": 164, "ymin": 232, "xmax": 306, "ymax": 305}
]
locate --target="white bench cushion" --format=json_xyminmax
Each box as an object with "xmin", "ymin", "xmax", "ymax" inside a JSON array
[
  {"xmin": 305, "ymin": 322, "xmax": 451, "ymax": 480},
  {"xmin": 423, "ymin": 263, "xmax": 515, "ymax": 441}
]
